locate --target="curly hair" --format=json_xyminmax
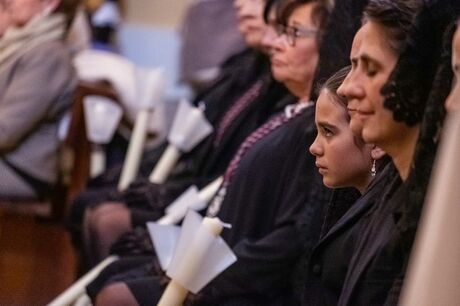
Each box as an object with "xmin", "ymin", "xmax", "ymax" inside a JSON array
[
  {"xmin": 377, "ymin": 0, "xmax": 459, "ymax": 125},
  {"xmin": 390, "ymin": 0, "xmax": 460, "ymax": 280}
]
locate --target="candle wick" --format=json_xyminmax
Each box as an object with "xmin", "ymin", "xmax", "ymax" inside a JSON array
[{"xmin": 222, "ymin": 222, "xmax": 232, "ymax": 229}]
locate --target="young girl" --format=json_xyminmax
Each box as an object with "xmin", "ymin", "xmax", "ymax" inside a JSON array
[
  {"xmin": 293, "ymin": 66, "xmax": 391, "ymax": 305},
  {"xmin": 310, "ymin": 66, "xmax": 384, "ymax": 195}
]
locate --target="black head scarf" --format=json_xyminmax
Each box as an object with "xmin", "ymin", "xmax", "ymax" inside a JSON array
[
  {"xmin": 381, "ymin": 0, "xmax": 460, "ymax": 126},
  {"xmin": 389, "ymin": 0, "xmax": 460, "ymax": 266}
]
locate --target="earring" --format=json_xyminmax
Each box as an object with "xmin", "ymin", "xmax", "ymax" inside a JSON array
[{"xmin": 371, "ymin": 159, "xmax": 376, "ymax": 177}]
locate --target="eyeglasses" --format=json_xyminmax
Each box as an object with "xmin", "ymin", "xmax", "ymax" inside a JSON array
[{"xmin": 275, "ymin": 24, "xmax": 319, "ymax": 46}]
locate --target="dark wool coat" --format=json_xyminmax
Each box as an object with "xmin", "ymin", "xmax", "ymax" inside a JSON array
[
  {"xmin": 195, "ymin": 106, "xmax": 331, "ymax": 305},
  {"xmin": 299, "ymin": 163, "xmax": 398, "ymax": 306}
]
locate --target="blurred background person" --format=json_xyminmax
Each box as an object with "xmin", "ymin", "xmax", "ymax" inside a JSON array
[{"xmin": 0, "ymin": 0, "xmax": 78, "ymax": 199}]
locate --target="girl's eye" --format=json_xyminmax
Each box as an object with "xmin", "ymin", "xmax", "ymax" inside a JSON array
[{"xmin": 321, "ymin": 126, "xmax": 334, "ymax": 137}]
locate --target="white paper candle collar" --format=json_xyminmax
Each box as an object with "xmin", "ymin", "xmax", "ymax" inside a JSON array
[
  {"xmin": 168, "ymin": 99, "xmax": 213, "ymax": 152},
  {"xmin": 83, "ymin": 96, "xmax": 123, "ymax": 144},
  {"xmin": 148, "ymin": 210, "xmax": 236, "ymax": 294}
]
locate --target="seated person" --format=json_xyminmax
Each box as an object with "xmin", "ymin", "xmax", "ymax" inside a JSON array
[
  {"xmin": 73, "ymin": 0, "xmax": 292, "ymax": 266},
  {"xmin": 0, "ymin": 0, "xmax": 78, "ymax": 199},
  {"xmin": 86, "ymin": 0, "xmax": 342, "ymax": 304},
  {"xmin": 299, "ymin": 65, "xmax": 393, "ymax": 305},
  {"xmin": 336, "ymin": 0, "xmax": 456, "ymax": 303}
]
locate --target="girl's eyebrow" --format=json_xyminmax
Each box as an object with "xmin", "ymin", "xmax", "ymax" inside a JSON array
[{"xmin": 317, "ymin": 121, "xmax": 336, "ymax": 131}]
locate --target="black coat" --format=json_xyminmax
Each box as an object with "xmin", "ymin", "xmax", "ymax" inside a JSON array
[
  {"xmin": 87, "ymin": 105, "xmax": 331, "ymax": 306},
  {"xmin": 197, "ymin": 105, "xmax": 331, "ymax": 304},
  {"xmin": 338, "ymin": 170, "xmax": 405, "ymax": 306},
  {"xmin": 68, "ymin": 49, "xmax": 292, "ymax": 232},
  {"xmin": 298, "ymin": 163, "xmax": 397, "ymax": 306},
  {"xmin": 127, "ymin": 51, "xmax": 294, "ymax": 226}
]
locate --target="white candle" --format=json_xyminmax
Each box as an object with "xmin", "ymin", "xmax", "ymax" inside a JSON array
[
  {"xmin": 156, "ymin": 217, "xmax": 225, "ymax": 306},
  {"xmin": 157, "ymin": 280, "xmax": 188, "ymax": 306},
  {"xmin": 140, "ymin": 68, "xmax": 164, "ymax": 109},
  {"xmin": 201, "ymin": 217, "xmax": 224, "ymax": 236},
  {"xmin": 47, "ymin": 255, "xmax": 119, "ymax": 306},
  {"xmin": 90, "ymin": 144, "xmax": 105, "ymax": 178},
  {"xmin": 149, "ymin": 145, "xmax": 181, "ymax": 184},
  {"xmin": 157, "ymin": 213, "xmax": 177, "ymax": 226},
  {"xmin": 118, "ymin": 109, "xmax": 152, "ymax": 191},
  {"xmin": 197, "ymin": 177, "xmax": 223, "ymax": 203}
]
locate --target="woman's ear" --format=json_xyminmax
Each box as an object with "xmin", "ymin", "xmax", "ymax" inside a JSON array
[{"xmin": 371, "ymin": 145, "xmax": 386, "ymax": 160}]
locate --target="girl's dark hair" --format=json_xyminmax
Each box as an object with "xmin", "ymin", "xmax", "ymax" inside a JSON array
[{"xmin": 318, "ymin": 65, "xmax": 350, "ymax": 110}]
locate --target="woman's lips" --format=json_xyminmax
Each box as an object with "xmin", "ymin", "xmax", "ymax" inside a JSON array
[{"xmin": 348, "ymin": 107, "xmax": 373, "ymax": 119}]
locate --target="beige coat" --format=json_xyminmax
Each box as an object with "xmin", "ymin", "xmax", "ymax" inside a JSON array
[{"xmin": 0, "ymin": 40, "xmax": 77, "ymax": 184}]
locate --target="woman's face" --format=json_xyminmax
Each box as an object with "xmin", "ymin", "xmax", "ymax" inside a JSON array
[
  {"xmin": 266, "ymin": 3, "xmax": 319, "ymax": 96},
  {"xmin": 445, "ymin": 24, "xmax": 460, "ymax": 112},
  {"xmin": 310, "ymin": 90, "xmax": 373, "ymax": 192},
  {"xmin": 337, "ymin": 21, "xmax": 411, "ymax": 148},
  {"xmin": 5, "ymin": 0, "xmax": 56, "ymax": 27},
  {"xmin": 0, "ymin": 4, "xmax": 11, "ymax": 36},
  {"xmin": 234, "ymin": 0, "xmax": 266, "ymax": 49}
]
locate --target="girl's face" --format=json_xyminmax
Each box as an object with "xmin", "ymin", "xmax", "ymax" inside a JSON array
[
  {"xmin": 266, "ymin": 3, "xmax": 319, "ymax": 96},
  {"xmin": 234, "ymin": 0, "xmax": 267, "ymax": 49},
  {"xmin": 445, "ymin": 24, "xmax": 460, "ymax": 112},
  {"xmin": 337, "ymin": 21, "xmax": 414, "ymax": 149},
  {"xmin": 310, "ymin": 90, "xmax": 373, "ymax": 192}
]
